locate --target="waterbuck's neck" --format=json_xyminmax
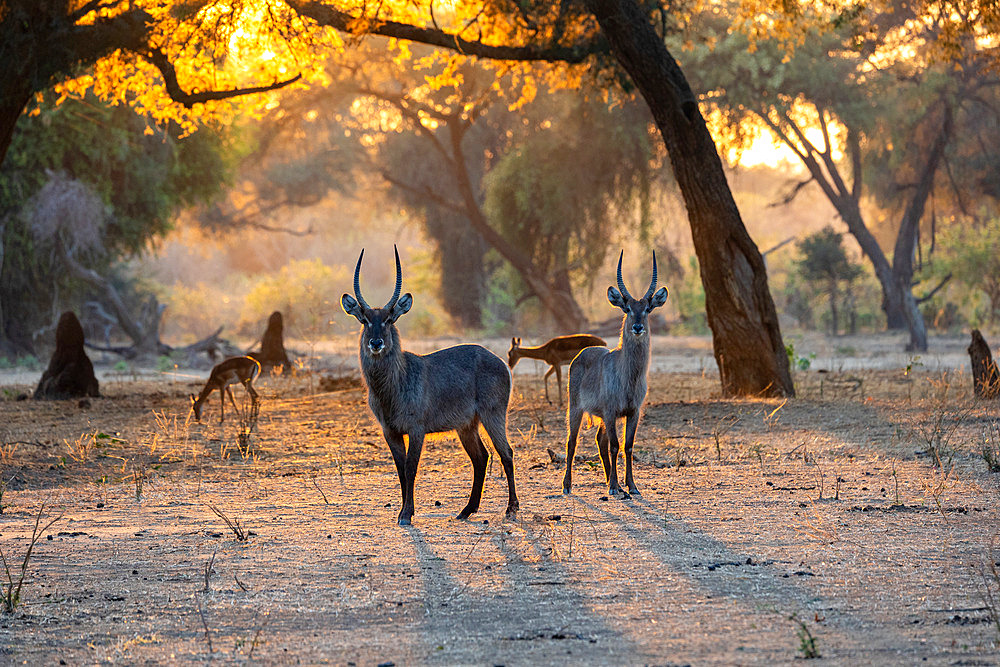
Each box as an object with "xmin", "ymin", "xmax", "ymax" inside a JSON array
[
  {"xmin": 615, "ymin": 317, "xmax": 651, "ymax": 386},
  {"xmin": 359, "ymin": 325, "xmax": 407, "ymax": 397}
]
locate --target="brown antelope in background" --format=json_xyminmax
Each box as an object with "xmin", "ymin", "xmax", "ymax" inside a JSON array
[
  {"xmin": 507, "ymin": 334, "xmax": 607, "ymax": 405},
  {"xmin": 190, "ymin": 356, "xmax": 261, "ymax": 423},
  {"xmin": 563, "ymin": 251, "xmax": 668, "ymax": 497},
  {"xmin": 342, "ymin": 246, "xmax": 519, "ymax": 526}
]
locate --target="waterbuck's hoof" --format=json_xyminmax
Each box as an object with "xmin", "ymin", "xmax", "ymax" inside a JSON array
[
  {"xmin": 562, "ymin": 486, "xmax": 571, "ymax": 495},
  {"xmin": 628, "ymin": 487, "xmax": 641, "ymax": 496},
  {"xmin": 456, "ymin": 508, "xmax": 475, "ymax": 521},
  {"xmin": 397, "ymin": 514, "xmax": 413, "ymax": 526},
  {"xmin": 505, "ymin": 506, "xmax": 519, "ymax": 520},
  {"xmin": 620, "ymin": 491, "xmax": 632, "ymax": 501}
]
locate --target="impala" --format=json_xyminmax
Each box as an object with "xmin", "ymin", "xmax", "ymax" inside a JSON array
[
  {"xmin": 507, "ymin": 334, "xmax": 606, "ymax": 405},
  {"xmin": 190, "ymin": 356, "xmax": 261, "ymax": 423}
]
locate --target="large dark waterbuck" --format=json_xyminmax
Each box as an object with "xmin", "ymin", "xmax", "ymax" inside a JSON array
[{"xmin": 342, "ymin": 247, "xmax": 519, "ymax": 525}]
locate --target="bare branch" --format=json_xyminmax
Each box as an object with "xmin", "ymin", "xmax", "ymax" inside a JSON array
[
  {"xmin": 146, "ymin": 48, "xmax": 302, "ymax": 108},
  {"xmin": 916, "ymin": 273, "xmax": 952, "ymax": 304}
]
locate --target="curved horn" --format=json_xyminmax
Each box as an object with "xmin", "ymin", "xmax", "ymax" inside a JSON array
[
  {"xmin": 616, "ymin": 250, "xmax": 634, "ymax": 301},
  {"xmin": 385, "ymin": 244, "xmax": 402, "ymax": 310},
  {"xmin": 642, "ymin": 251, "xmax": 658, "ymax": 301},
  {"xmin": 353, "ymin": 249, "xmax": 372, "ymax": 311}
]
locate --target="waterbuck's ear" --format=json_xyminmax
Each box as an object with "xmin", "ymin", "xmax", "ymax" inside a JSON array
[
  {"xmin": 648, "ymin": 287, "xmax": 669, "ymax": 311},
  {"xmin": 607, "ymin": 286, "xmax": 627, "ymax": 311},
  {"xmin": 390, "ymin": 293, "xmax": 413, "ymax": 321},
  {"xmin": 342, "ymin": 294, "xmax": 364, "ymax": 321}
]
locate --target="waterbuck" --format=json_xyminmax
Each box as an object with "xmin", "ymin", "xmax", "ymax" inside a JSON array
[
  {"xmin": 341, "ymin": 246, "xmax": 519, "ymax": 525},
  {"xmin": 563, "ymin": 251, "xmax": 668, "ymax": 497},
  {"xmin": 507, "ymin": 334, "xmax": 607, "ymax": 405}
]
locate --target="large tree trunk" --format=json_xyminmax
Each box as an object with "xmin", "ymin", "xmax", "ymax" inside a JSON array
[{"xmin": 586, "ymin": 0, "xmax": 793, "ymax": 397}]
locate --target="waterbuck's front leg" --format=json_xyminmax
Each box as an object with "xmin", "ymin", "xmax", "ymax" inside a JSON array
[
  {"xmin": 605, "ymin": 417, "xmax": 623, "ymax": 495},
  {"xmin": 456, "ymin": 425, "xmax": 488, "ymax": 520},
  {"xmin": 623, "ymin": 412, "xmax": 640, "ymax": 496},
  {"xmin": 399, "ymin": 430, "xmax": 425, "ymax": 525},
  {"xmin": 383, "ymin": 430, "xmax": 408, "ymax": 523},
  {"xmin": 562, "ymin": 407, "xmax": 584, "ymax": 494}
]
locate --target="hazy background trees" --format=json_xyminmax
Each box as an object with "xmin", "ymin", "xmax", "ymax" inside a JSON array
[{"xmin": 1, "ymin": 0, "xmax": 998, "ymax": 377}]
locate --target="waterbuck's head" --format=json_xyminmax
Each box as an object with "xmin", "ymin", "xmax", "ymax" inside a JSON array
[
  {"xmin": 341, "ymin": 246, "xmax": 413, "ymax": 358},
  {"xmin": 607, "ymin": 250, "xmax": 669, "ymax": 339}
]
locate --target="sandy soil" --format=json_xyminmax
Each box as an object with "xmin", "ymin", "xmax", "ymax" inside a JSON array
[{"xmin": 0, "ymin": 335, "xmax": 999, "ymax": 665}]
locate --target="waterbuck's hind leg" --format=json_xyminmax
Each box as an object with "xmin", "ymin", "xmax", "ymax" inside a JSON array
[
  {"xmin": 623, "ymin": 413, "xmax": 641, "ymax": 496},
  {"xmin": 563, "ymin": 407, "xmax": 584, "ymax": 494},
  {"xmin": 456, "ymin": 425, "xmax": 489, "ymax": 520},
  {"xmin": 480, "ymin": 411, "xmax": 518, "ymax": 518},
  {"xmin": 596, "ymin": 423, "xmax": 611, "ymax": 484}
]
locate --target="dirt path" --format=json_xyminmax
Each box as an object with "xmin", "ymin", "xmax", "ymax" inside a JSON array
[{"xmin": 0, "ymin": 366, "xmax": 998, "ymax": 664}]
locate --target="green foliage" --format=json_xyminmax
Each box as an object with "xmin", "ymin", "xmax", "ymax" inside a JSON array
[
  {"xmin": 483, "ymin": 95, "xmax": 657, "ymax": 298},
  {"xmin": 785, "ymin": 343, "xmax": 815, "ymax": 371},
  {"xmin": 797, "ymin": 227, "xmax": 862, "ymax": 285},
  {"xmin": 670, "ymin": 257, "xmax": 709, "ymax": 334},
  {"xmin": 795, "ymin": 227, "xmax": 863, "ymax": 335},
  {"xmin": 933, "ymin": 215, "xmax": 1000, "ymax": 324},
  {"xmin": 0, "ymin": 93, "xmax": 235, "ymax": 353},
  {"xmin": 241, "ymin": 258, "xmax": 347, "ymax": 338}
]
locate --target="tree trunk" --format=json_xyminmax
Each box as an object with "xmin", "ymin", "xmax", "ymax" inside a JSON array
[
  {"xmin": 968, "ymin": 329, "xmax": 1000, "ymax": 399},
  {"xmin": 586, "ymin": 0, "xmax": 793, "ymax": 397},
  {"xmin": 828, "ymin": 281, "xmax": 838, "ymax": 336},
  {"xmin": 446, "ymin": 121, "xmax": 588, "ymax": 331}
]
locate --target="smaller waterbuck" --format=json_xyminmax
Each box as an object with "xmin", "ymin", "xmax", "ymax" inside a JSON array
[
  {"xmin": 563, "ymin": 251, "xmax": 668, "ymax": 497},
  {"xmin": 507, "ymin": 334, "xmax": 607, "ymax": 405},
  {"xmin": 342, "ymin": 246, "xmax": 519, "ymax": 525},
  {"xmin": 190, "ymin": 356, "xmax": 261, "ymax": 423}
]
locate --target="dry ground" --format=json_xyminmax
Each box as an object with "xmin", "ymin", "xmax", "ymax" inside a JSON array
[{"xmin": 0, "ymin": 338, "xmax": 999, "ymax": 665}]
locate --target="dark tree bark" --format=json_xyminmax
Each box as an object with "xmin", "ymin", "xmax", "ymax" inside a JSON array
[
  {"xmin": 583, "ymin": 0, "xmax": 793, "ymax": 396},
  {"xmin": 968, "ymin": 329, "xmax": 1000, "ymax": 399},
  {"xmin": 248, "ymin": 311, "xmax": 293, "ymax": 371},
  {"xmin": 34, "ymin": 311, "xmax": 100, "ymax": 400}
]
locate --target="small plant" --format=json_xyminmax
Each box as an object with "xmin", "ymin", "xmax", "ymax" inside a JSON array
[
  {"xmin": 207, "ymin": 504, "xmax": 252, "ymax": 541},
  {"xmin": 978, "ymin": 534, "xmax": 1000, "ymax": 643},
  {"xmin": 981, "ymin": 421, "xmax": 1000, "ymax": 473},
  {"xmin": 113, "ymin": 360, "xmax": 128, "ymax": 373},
  {"xmin": 0, "ymin": 442, "xmax": 18, "ymax": 464},
  {"xmin": 0, "ymin": 505, "xmax": 62, "ymax": 613},
  {"xmin": 790, "ymin": 613, "xmax": 820, "ymax": 658},
  {"xmin": 15, "ymin": 355, "xmax": 39, "ymax": 371},
  {"xmin": 235, "ymin": 396, "xmax": 261, "ymax": 459},
  {"xmin": 203, "ymin": 548, "xmax": 218, "ymax": 594},
  {"xmin": 156, "ymin": 355, "xmax": 176, "ymax": 373},
  {"xmin": 785, "ymin": 343, "xmax": 815, "ymax": 371}
]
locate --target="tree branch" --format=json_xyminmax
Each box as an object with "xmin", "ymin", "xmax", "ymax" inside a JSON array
[
  {"xmin": 915, "ymin": 273, "xmax": 952, "ymax": 304},
  {"xmin": 146, "ymin": 48, "xmax": 302, "ymax": 108},
  {"xmin": 285, "ymin": 0, "xmax": 606, "ymax": 63}
]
